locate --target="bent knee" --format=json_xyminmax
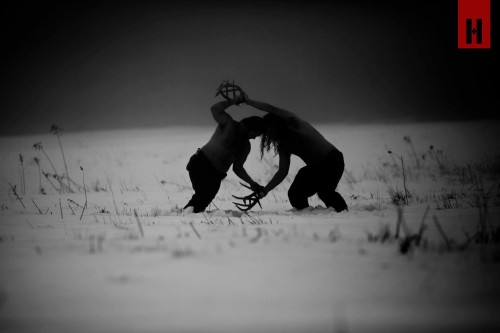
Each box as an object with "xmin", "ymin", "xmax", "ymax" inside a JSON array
[{"xmin": 288, "ymin": 188, "xmax": 308, "ymax": 210}]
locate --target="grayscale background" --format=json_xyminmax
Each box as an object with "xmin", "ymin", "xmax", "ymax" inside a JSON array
[{"xmin": 0, "ymin": 0, "xmax": 497, "ymax": 136}]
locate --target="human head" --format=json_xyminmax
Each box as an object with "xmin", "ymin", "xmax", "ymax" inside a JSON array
[
  {"xmin": 240, "ymin": 116, "xmax": 265, "ymax": 139},
  {"xmin": 260, "ymin": 114, "xmax": 288, "ymax": 157}
]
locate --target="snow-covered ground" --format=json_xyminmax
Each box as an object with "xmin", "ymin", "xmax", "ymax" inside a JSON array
[{"xmin": 1, "ymin": 120, "xmax": 499, "ymax": 332}]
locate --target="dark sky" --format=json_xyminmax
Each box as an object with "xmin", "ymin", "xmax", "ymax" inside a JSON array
[{"xmin": 0, "ymin": 0, "xmax": 498, "ymax": 136}]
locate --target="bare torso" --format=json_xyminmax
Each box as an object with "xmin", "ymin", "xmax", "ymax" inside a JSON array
[
  {"xmin": 201, "ymin": 120, "xmax": 245, "ymax": 173},
  {"xmin": 284, "ymin": 117, "xmax": 337, "ymax": 165}
]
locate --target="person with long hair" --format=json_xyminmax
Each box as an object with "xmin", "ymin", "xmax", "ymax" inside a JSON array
[
  {"xmin": 183, "ymin": 94, "xmax": 265, "ymax": 213},
  {"xmin": 244, "ymin": 97, "xmax": 347, "ymax": 212}
]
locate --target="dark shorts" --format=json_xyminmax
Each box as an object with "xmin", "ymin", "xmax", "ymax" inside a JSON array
[
  {"xmin": 288, "ymin": 149, "xmax": 347, "ymax": 212},
  {"xmin": 184, "ymin": 149, "xmax": 226, "ymax": 213}
]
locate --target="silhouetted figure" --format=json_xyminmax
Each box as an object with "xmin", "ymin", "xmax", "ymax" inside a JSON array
[
  {"xmin": 184, "ymin": 95, "xmax": 264, "ymax": 213},
  {"xmin": 245, "ymin": 98, "xmax": 347, "ymax": 212}
]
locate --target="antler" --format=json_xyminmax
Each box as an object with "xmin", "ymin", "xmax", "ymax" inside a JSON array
[
  {"xmin": 215, "ymin": 80, "xmax": 247, "ymax": 102},
  {"xmin": 232, "ymin": 183, "xmax": 263, "ymax": 212}
]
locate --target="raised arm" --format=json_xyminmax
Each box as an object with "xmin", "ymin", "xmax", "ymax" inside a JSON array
[
  {"xmin": 210, "ymin": 100, "xmax": 236, "ymax": 126},
  {"xmin": 210, "ymin": 93, "xmax": 248, "ymax": 125},
  {"xmin": 246, "ymin": 99, "xmax": 297, "ymax": 120}
]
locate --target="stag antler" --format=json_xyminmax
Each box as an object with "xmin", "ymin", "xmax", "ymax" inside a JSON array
[
  {"xmin": 215, "ymin": 80, "xmax": 248, "ymax": 104},
  {"xmin": 232, "ymin": 183, "xmax": 265, "ymax": 212}
]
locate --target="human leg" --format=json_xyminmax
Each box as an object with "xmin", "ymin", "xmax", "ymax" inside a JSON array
[
  {"xmin": 184, "ymin": 151, "xmax": 225, "ymax": 213},
  {"xmin": 287, "ymin": 166, "xmax": 319, "ymax": 209},
  {"xmin": 317, "ymin": 150, "xmax": 348, "ymax": 212},
  {"xmin": 185, "ymin": 180, "xmax": 221, "ymax": 213}
]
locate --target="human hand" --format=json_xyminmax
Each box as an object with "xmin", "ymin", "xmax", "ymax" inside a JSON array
[
  {"xmin": 252, "ymin": 184, "xmax": 267, "ymax": 199},
  {"xmin": 216, "ymin": 80, "xmax": 248, "ymax": 105},
  {"xmin": 232, "ymin": 94, "xmax": 247, "ymax": 106},
  {"xmin": 249, "ymin": 182, "xmax": 265, "ymax": 193},
  {"xmin": 232, "ymin": 88, "xmax": 249, "ymax": 106},
  {"xmin": 232, "ymin": 182, "xmax": 266, "ymax": 211}
]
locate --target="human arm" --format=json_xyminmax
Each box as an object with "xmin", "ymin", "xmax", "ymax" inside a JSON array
[
  {"xmin": 232, "ymin": 141, "xmax": 263, "ymax": 190},
  {"xmin": 210, "ymin": 94, "xmax": 247, "ymax": 125},
  {"xmin": 262, "ymin": 150, "xmax": 291, "ymax": 195},
  {"xmin": 245, "ymin": 98, "xmax": 297, "ymax": 120}
]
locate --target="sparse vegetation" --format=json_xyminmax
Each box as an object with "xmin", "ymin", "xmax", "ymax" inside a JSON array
[
  {"xmin": 387, "ymin": 150, "xmax": 410, "ymax": 205},
  {"xmin": 18, "ymin": 154, "xmax": 25, "ymax": 195},
  {"xmin": 1, "ymin": 122, "xmax": 499, "ymax": 333},
  {"xmin": 50, "ymin": 125, "xmax": 72, "ymax": 192}
]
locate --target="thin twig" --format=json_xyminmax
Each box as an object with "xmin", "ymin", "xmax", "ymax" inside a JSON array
[
  {"xmin": 19, "ymin": 154, "xmax": 25, "ymax": 195},
  {"xmin": 105, "ymin": 173, "xmax": 119, "ymax": 215},
  {"xmin": 34, "ymin": 158, "xmax": 43, "ymax": 193},
  {"xmin": 32, "ymin": 199, "xmax": 43, "ymax": 214},
  {"xmin": 59, "ymin": 198, "xmax": 63, "ymax": 219},
  {"xmin": 79, "ymin": 166, "xmax": 87, "ymax": 220},
  {"xmin": 24, "ymin": 219, "xmax": 34, "ymax": 229},
  {"xmin": 8, "ymin": 183, "xmax": 25, "ymax": 209},
  {"xmin": 42, "ymin": 170, "xmax": 62, "ymax": 193},
  {"xmin": 201, "ymin": 211, "xmax": 213, "ymax": 224},
  {"xmin": 34, "ymin": 143, "xmax": 59, "ymax": 177},
  {"xmin": 388, "ymin": 151, "xmax": 409, "ymax": 205},
  {"xmin": 189, "ymin": 222, "xmax": 202, "ymax": 239},
  {"xmin": 245, "ymin": 212, "xmax": 261, "ymax": 225},
  {"xmin": 67, "ymin": 203, "xmax": 75, "ymax": 215},
  {"xmin": 68, "ymin": 198, "xmax": 83, "ymax": 208},
  {"xmin": 210, "ymin": 201, "xmax": 220, "ymax": 211},
  {"xmin": 65, "ymin": 176, "xmax": 84, "ymax": 191},
  {"xmin": 133, "ymin": 209, "xmax": 145, "ymax": 238},
  {"xmin": 52, "ymin": 126, "xmax": 71, "ymax": 192}
]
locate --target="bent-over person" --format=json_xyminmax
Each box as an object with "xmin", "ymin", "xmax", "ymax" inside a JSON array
[
  {"xmin": 245, "ymin": 98, "xmax": 348, "ymax": 212},
  {"xmin": 184, "ymin": 95, "xmax": 264, "ymax": 213}
]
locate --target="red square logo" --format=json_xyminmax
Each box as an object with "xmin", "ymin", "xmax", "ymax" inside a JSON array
[{"xmin": 458, "ymin": 0, "xmax": 491, "ymax": 48}]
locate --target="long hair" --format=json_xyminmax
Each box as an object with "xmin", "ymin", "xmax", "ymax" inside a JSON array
[{"xmin": 260, "ymin": 114, "xmax": 289, "ymax": 158}]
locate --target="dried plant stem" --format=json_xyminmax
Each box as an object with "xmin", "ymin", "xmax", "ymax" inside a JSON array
[
  {"xmin": 32, "ymin": 199, "xmax": 43, "ymax": 214},
  {"xmin": 65, "ymin": 176, "xmax": 84, "ymax": 191},
  {"xmin": 133, "ymin": 209, "xmax": 145, "ymax": 238},
  {"xmin": 19, "ymin": 154, "xmax": 25, "ymax": 195},
  {"xmin": 40, "ymin": 147, "xmax": 59, "ymax": 177},
  {"xmin": 389, "ymin": 151, "xmax": 409, "ymax": 205},
  {"xmin": 105, "ymin": 174, "xmax": 119, "ymax": 215},
  {"xmin": 67, "ymin": 203, "xmax": 75, "ymax": 215},
  {"xmin": 59, "ymin": 198, "xmax": 63, "ymax": 219},
  {"xmin": 54, "ymin": 174, "xmax": 71, "ymax": 192},
  {"xmin": 68, "ymin": 198, "xmax": 83, "ymax": 208},
  {"xmin": 24, "ymin": 219, "xmax": 34, "ymax": 229},
  {"xmin": 400, "ymin": 157, "xmax": 408, "ymax": 205},
  {"xmin": 35, "ymin": 160, "xmax": 42, "ymax": 193},
  {"xmin": 189, "ymin": 222, "xmax": 202, "ymax": 239},
  {"xmin": 210, "ymin": 201, "xmax": 220, "ymax": 211},
  {"xmin": 55, "ymin": 133, "xmax": 71, "ymax": 192},
  {"xmin": 245, "ymin": 212, "xmax": 260, "ymax": 225},
  {"xmin": 8, "ymin": 183, "xmax": 25, "ymax": 209},
  {"xmin": 79, "ymin": 167, "xmax": 87, "ymax": 220},
  {"xmin": 42, "ymin": 170, "xmax": 62, "ymax": 193}
]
